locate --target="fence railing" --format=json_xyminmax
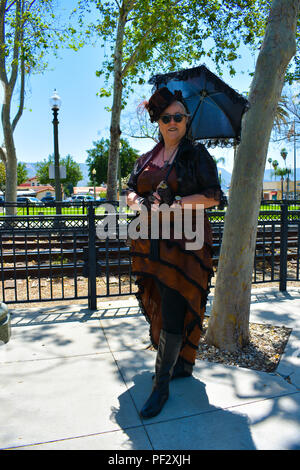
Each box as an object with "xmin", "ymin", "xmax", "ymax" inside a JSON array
[
  {"xmin": 0, "ymin": 200, "xmax": 117, "ymax": 216},
  {"xmin": 0, "ymin": 200, "xmax": 299, "ymax": 307}
]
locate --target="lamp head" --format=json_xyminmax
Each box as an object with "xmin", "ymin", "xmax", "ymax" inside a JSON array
[{"xmin": 50, "ymin": 89, "xmax": 62, "ymax": 110}]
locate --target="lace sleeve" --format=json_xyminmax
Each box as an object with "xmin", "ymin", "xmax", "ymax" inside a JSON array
[
  {"xmin": 200, "ymin": 186, "xmax": 227, "ymax": 209},
  {"xmin": 126, "ymin": 165, "xmax": 138, "ymax": 193}
]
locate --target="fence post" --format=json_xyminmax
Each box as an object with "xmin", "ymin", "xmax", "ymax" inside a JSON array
[
  {"xmin": 88, "ymin": 202, "xmax": 97, "ymax": 309},
  {"xmin": 279, "ymin": 201, "xmax": 288, "ymax": 292}
]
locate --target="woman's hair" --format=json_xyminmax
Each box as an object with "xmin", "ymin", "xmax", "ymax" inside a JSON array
[
  {"xmin": 140, "ymin": 86, "xmax": 193, "ymax": 142},
  {"xmin": 143, "ymin": 87, "xmax": 186, "ymax": 122}
]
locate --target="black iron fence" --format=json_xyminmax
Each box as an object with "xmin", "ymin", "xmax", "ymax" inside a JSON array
[
  {"xmin": 0, "ymin": 200, "xmax": 100, "ymax": 216},
  {"xmin": 0, "ymin": 200, "xmax": 299, "ymax": 307}
]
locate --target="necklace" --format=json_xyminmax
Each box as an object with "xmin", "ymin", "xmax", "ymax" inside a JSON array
[{"xmin": 162, "ymin": 146, "xmax": 178, "ymax": 169}]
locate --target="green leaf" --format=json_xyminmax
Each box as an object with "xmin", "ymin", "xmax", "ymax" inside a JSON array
[{"xmin": 98, "ymin": 88, "xmax": 112, "ymax": 98}]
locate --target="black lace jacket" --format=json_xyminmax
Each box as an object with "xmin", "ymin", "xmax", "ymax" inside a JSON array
[{"xmin": 126, "ymin": 138, "xmax": 227, "ymax": 209}]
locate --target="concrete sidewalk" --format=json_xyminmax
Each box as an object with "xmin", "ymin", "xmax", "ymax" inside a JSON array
[{"xmin": 1, "ymin": 286, "xmax": 300, "ymax": 450}]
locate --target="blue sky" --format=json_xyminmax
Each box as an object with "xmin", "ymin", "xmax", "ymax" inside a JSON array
[
  {"xmin": 12, "ymin": 43, "xmax": 109, "ymax": 164},
  {"xmin": 2, "ymin": 1, "xmax": 298, "ymax": 176}
]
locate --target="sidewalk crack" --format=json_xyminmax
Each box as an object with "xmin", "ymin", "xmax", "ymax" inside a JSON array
[{"xmin": 272, "ymin": 371, "xmax": 300, "ymax": 390}]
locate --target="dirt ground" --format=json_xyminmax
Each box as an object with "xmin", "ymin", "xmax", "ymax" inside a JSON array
[{"xmin": 1, "ymin": 259, "xmax": 299, "ymax": 309}]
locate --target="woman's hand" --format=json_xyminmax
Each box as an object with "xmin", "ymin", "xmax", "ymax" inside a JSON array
[
  {"xmin": 127, "ymin": 191, "xmax": 145, "ymax": 211},
  {"xmin": 150, "ymin": 191, "xmax": 161, "ymax": 212},
  {"xmin": 127, "ymin": 191, "xmax": 161, "ymax": 211}
]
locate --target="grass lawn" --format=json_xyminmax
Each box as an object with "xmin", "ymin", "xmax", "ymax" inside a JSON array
[{"xmin": 0, "ymin": 202, "xmax": 299, "ymax": 219}]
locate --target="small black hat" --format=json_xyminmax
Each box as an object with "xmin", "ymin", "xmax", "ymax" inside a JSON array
[{"xmin": 145, "ymin": 87, "xmax": 185, "ymax": 122}]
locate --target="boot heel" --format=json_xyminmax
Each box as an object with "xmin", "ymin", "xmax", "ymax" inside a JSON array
[{"xmin": 140, "ymin": 330, "xmax": 182, "ymax": 418}]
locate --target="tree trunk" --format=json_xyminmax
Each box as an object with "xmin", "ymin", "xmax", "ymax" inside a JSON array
[
  {"xmin": 0, "ymin": 0, "xmax": 24, "ymax": 215},
  {"xmin": 106, "ymin": 9, "xmax": 127, "ymax": 202},
  {"xmin": 205, "ymin": 0, "xmax": 299, "ymax": 352},
  {"xmin": 1, "ymin": 85, "xmax": 17, "ymax": 214}
]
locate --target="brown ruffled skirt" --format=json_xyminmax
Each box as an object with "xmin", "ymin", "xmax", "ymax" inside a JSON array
[{"xmin": 130, "ymin": 213, "xmax": 214, "ymax": 366}]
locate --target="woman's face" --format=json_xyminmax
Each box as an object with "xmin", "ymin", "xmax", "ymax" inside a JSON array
[{"xmin": 158, "ymin": 101, "xmax": 188, "ymax": 146}]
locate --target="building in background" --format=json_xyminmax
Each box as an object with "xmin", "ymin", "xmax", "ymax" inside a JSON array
[
  {"xmin": 18, "ymin": 176, "xmax": 55, "ymax": 199},
  {"xmin": 262, "ymin": 180, "xmax": 300, "ymax": 200}
]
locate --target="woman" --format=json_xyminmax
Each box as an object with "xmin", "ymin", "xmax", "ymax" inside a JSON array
[{"xmin": 126, "ymin": 87, "xmax": 226, "ymax": 419}]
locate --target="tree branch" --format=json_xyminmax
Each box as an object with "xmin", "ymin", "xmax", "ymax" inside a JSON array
[
  {"xmin": 121, "ymin": 23, "xmax": 156, "ymax": 77},
  {"xmin": 28, "ymin": 0, "xmax": 38, "ymax": 10},
  {"xmin": 8, "ymin": 0, "xmax": 21, "ymax": 90},
  {"xmin": 0, "ymin": 0, "xmax": 8, "ymax": 85},
  {"xmin": 121, "ymin": 0, "xmax": 184, "ymax": 78},
  {"xmin": 11, "ymin": 49, "xmax": 24, "ymax": 132},
  {"xmin": 0, "ymin": 145, "xmax": 7, "ymax": 164},
  {"xmin": 125, "ymin": 0, "xmax": 138, "ymax": 13},
  {"xmin": 122, "ymin": 131, "xmax": 158, "ymax": 142},
  {"xmin": 5, "ymin": 0, "xmax": 17, "ymax": 12}
]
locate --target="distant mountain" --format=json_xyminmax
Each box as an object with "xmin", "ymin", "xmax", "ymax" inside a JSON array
[
  {"xmin": 20, "ymin": 162, "xmax": 38, "ymax": 179},
  {"xmin": 21, "ymin": 161, "xmax": 299, "ymax": 190},
  {"xmin": 217, "ymin": 167, "xmax": 300, "ymax": 189},
  {"xmin": 21, "ymin": 161, "xmax": 230, "ymax": 189},
  {"xmin": 263, "ymin": 167, "xmax": 300, "ymax": 182},
  {"xmin": 216, "ymin": 167, "xmax": 231, "ymax": 191},
  {"xmin": 20, "ymin": 161, "xmax": 90, "ymax": 186},
  {"xmin": 77, "ymin": 164, "xmax": 89, "ymax": 185}
]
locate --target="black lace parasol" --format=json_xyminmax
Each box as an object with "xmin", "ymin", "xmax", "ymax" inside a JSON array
[{"xmin": 149, "ymin": 64, "xmax": 250, "ymax": 147}]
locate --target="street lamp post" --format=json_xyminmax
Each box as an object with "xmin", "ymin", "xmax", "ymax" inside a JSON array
[
  {"xmin": 50, "ymin": 90, "xmax": 62, "ymax": 213},
  {"xmin": 92, "ymin": 168, "xmax": 97, "ymax": 200}
]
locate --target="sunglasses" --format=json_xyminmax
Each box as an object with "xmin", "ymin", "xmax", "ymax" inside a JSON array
[{"xmin": 159, "ymin": 113, "xmax": 189, "ymax": 124}]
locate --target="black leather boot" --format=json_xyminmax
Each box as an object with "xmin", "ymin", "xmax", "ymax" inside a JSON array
[
  {"xmin": 140, "ymin": 330, "xmax": 182, "ymax": 419},
  {"xmin": 171, "ymin": 356, "xmax": 193, "ymax": 380}
]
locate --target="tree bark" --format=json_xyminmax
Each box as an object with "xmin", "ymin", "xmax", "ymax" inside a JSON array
[
  {"xmin": 0, "ymin": 0, "xmax": 22, "ymax": 214},
  {"xmin": 106, "ymin": 5, "xmax": 128, "ymax": 202},
  {"xmin": 1, "ymin": 84, "xmax": 17, "ymax": 212},
  {"xmin": 205, "ymin": 0, "xmax": 299, "ymax": 352}
]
